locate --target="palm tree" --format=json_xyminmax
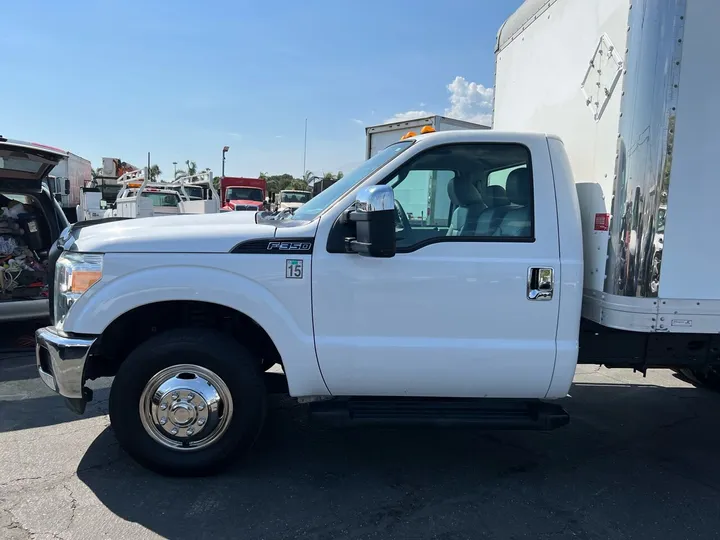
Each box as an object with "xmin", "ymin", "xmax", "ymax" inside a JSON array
[
  {"xmin": 185, "ymin": 160, "xmax": 197, "ymax": 176},
  {"xmin": 148, "ymin": 164, "xmax": 162, "ymax": 181}
]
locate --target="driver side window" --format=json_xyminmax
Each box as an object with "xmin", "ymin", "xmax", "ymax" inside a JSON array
[{"xmin": 386, "ymin": 143, "xmax": 534, "ymax": 251}]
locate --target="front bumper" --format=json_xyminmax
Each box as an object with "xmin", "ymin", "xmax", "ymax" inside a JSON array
[{"xmin": 36, "ymin": 326, "xmax": 97, "ymax": 414}]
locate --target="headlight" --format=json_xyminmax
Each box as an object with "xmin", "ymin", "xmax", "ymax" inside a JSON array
[{"xmin": 54, "ymin": 252, "xmax": 103, "ymax": 331}]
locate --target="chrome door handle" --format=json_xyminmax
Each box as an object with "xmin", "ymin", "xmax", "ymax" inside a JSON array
[{"xmin": 527, "ymin": 267, "xmax": 554, "ymax": 300}]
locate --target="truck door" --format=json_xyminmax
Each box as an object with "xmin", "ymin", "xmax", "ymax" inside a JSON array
[{"xmin": 311, "ymin": 139, "xmax": 561, "ymax": 398}]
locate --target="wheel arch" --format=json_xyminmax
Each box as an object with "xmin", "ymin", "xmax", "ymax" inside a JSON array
[
  {"xmin": 71, "ymin": 265, "xmax": 329, "ymax": 397},
  {"xmin": 85, "ymin": 300, "xmax": 280, "ymax": 380}
]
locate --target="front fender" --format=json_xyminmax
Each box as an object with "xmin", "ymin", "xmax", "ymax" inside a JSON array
[{"xmin": 63, "ymin": 254, "xmax": 329, "ymax": 397}]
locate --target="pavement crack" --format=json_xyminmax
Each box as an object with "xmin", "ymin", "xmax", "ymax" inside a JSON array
[
  {"xmin": 61, "ymin": 484, "xmax": 78, "ymax": 532},
  {"xmin": 1, "ymin": 507, "xmax": 33, "ymax": 540},
  {"xmin": 0, "ymin": 475, "xmax": 43, "ymax": 488}
]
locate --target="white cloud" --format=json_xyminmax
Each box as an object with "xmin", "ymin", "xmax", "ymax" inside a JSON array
[
  {"xmin": 351, "ymin": 118, "xmax": 364, "ymax": 125},
  {"xmin": 386, "ymin": 76, "xmax": 494, "ymax": 125},
  {"xmin": 445, "ymin": 76, "xmax": 494, "ymax": 125}
]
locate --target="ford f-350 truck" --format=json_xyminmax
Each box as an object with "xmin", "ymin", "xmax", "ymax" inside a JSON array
[{"xmin": 35, "ymin": 0, "xmax": 719, "ymax": 476}]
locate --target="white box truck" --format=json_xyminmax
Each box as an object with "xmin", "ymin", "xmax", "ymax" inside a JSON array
[
  {"xmin": 33, "ymin": 0, "xmax": 720, "ymax": 476},
  {"xmin": 365, "ymin": 115, "xmax": 488, "ymax": 159},
  {"xmin": 493, "ymin": 0, "xmax": 719, "ymax": 382},
  {"xmin": 45, "ymin": 150, "xmax": 92, "ymax": 222}
]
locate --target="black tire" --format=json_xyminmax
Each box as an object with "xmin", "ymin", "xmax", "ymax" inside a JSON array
[
  {"xmin": 109, "ymin": 328, "xmax": 266, "ymax": 476},
  {"xmin": 680, "ymin": 367, "xmax": 720, "ymax": 391}
]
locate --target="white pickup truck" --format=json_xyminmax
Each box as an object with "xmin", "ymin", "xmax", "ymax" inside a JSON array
[{"xmin": 35, "ymin": 0, "xmax": 719, "ymax": 476}]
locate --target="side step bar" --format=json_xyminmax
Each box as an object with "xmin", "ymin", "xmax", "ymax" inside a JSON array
[{"xmin": 309, "ymin": 397, "xmax": 569, "ymax": 430}]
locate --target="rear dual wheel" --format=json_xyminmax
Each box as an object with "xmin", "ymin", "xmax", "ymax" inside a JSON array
[{"xmin": 109, "ymin": 329, "xmax": 266, "ymax": 476}]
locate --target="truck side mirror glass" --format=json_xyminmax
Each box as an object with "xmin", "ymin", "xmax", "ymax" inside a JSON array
[
  {"xmin": 348, "ymin": 185, "xmax": 396, "ymax": 258},
  {"xmin": 64, "ymin": 179, "xmax": 71, "ymax": 194}
]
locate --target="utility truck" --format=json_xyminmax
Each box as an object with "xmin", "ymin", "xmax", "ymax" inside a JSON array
[{"xmin": 35, "ymin": 0, "xmax": 720, "ymax": 477}]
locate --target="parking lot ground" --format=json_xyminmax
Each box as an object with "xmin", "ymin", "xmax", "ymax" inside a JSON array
[{"xmin": 2, "ymin": 351, "xmax": 720, "ymax": 540}]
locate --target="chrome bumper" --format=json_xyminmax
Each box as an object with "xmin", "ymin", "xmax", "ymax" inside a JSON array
[{"xmin": 36, "ymin": 326, "xmax": 97, "ymax": 413}]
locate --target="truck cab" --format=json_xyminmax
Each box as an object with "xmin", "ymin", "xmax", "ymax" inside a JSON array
[
  {"xmin": 276, "ymin": 189, "xmax": 312, "ymax": 214},
  {"xmin": 35, "ymin": 129, "xmax": 582, "ymax": 476},
  {"xmin": 220, "ymin": 177, "xmax": 267, "ymax": 212}
]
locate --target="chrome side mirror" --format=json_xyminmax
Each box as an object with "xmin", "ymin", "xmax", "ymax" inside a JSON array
[{"xmin": 347, "ymin": 185, "xmax": 396, "ymax": 258}]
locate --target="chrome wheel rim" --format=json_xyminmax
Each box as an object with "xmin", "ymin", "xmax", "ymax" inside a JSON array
[{"xmin": 139, "ymin": 364, "xmax": 233, "ymax": 451}]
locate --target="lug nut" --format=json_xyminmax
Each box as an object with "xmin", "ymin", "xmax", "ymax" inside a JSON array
[
  {"xmin": 187, "ymin": 428, "xmax": 194, "ymax": 436},
  {"xmin": 171, "ymin": 428, "xmax": 178, "ymax": 435},
  {"xmin": 160, "ymin": 417, "xmax": 167, "ymax": 425},
  {"xmin": 197, "ymin": 404, "xmax": 205, "ymax": 411},
  {"xmin": 171, "ymin": 393, "xmax": 179, "ymax": 400},
  {"xmin": 197, "ymin": 419, "xmax": 205, "ymax": 426},
  {"xmin": 160, "ymin": 403, "xmax": 167, "ymax": 410},
  {"xmin": 187, "ymin": 393, "xmax": 194, "ymax": 400}
]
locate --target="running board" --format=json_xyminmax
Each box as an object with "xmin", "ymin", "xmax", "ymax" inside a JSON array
[{"xmin": 309, "ymin": 398, "xmax": 569, "ymax": 430}]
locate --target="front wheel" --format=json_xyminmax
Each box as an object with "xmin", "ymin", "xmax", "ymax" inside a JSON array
[{"xmin": 109, "ymin": 328, "xmax": 266, "ymax": 476}]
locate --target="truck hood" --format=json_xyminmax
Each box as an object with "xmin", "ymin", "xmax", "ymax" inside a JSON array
[{"xmin": 71, "ymin": 211, "xmax": 275, "ymax": 253}]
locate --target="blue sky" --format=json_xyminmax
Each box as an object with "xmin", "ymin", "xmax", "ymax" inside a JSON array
[{"xmin": 0, "ymin": 0, "xmax": 522, "ymax": 179}]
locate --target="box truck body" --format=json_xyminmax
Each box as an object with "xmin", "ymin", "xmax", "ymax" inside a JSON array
[
  {"xmin": 365, "ymin": 115, "xmax": 489, "ymax": 160},
  {"xmin": 494, "ymin": 0, "xmax": 720, "ymax": 334},
  {"xmin": 46, "ymin": 151, "xmax": 92, "ymax": 221}
]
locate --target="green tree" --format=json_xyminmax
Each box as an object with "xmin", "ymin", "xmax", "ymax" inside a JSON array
[
  {"xmin": 213, "ymin": 176, "xmax": 221, "ymax": 191},
  {"xmin": 185, "ymin": 160, "xmax": 197, "ymax": 176},
  {"xmin": 287, "ymin": 179, "xmax": 310, "ymax": 191},
  {"xmin": 148, "ymin": 164, "xmax": 162, "ymax": 181}
]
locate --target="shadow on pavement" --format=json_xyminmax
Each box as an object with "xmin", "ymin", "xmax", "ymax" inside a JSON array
[
  {"xmin": 77, "ymin": 383, "xmax": 720, "ymax": 540},
  {"xmin": 0, "ymin": 351, "xmax": 37, "ymax": 383},
  {"xmin": 0, "ymin": 387, "xmax": 110, "ymax": 433},
  {"xmin": 0, "ymin": 320, "xmax": 45, "ymax": 352}
]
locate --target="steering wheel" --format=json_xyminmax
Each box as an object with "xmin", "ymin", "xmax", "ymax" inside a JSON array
[{"xmin": 394, "ymin": 199, "xmax": 413, "ymax": 242}]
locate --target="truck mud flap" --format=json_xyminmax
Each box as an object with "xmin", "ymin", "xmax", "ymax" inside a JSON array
[{"xmin": 309, "ymin": 397, "xmax": 569, "ymax": 431}]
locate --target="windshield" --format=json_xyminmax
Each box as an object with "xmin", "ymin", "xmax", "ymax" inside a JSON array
[
  {"xmin": 177, "ymin": 186, "xmax": 204, "ymax": 200},
  {"xmin": 141, "ymin": 192, "xmax": 181, "ymax": 207},
  {"xmin": 226, "ymin": 187, "xmax": 263, "ymax": 202},
  {"xmin": 291, "ymin": 141, "xmax": 413, "ymax": 221},
  {"xmin": 280, "ymin": 191, "xmax": 311, "ymax": 204}
]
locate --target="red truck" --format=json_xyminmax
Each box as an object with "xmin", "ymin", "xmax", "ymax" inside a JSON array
[{"xmin": 220, "ymin": 177, "xmax": 267, "ymax": 211}]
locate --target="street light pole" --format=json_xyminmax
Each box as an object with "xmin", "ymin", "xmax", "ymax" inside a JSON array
[
  {"xmin": 222, "ymin": 146, "xmax": 229, "ymax": 178},
  {"xmin": 173, "ymin": 161, "xmax": 177, "ymax": 179}
]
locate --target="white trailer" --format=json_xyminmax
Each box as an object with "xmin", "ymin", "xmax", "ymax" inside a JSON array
[
  {"xmin": 46, "ymin": 151, "xmax": 92, "ymax": 222},
  {"xmin": 365, "ymin": 115, "xmax": 489, "ymax": 159},
  {"xmin": 494, "ymin": 0, "xmax": 720, "ymax": 379}
]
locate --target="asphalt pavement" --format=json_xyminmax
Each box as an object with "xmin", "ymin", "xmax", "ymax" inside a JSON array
[{"xmin": 2, "ymin": 348, "xmax": 720, "ymax": 540}]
